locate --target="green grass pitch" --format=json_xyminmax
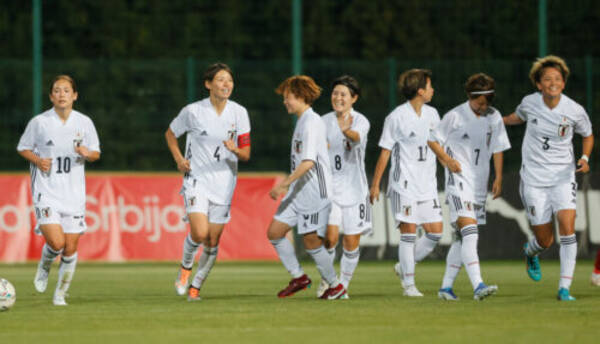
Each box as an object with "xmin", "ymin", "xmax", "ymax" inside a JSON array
[{"xmin": 1, "ymin": 260, "xmax": 599, "ymax": 343}]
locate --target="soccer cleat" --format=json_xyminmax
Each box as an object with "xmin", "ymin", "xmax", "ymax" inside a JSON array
[
  {"xmin": 473, "ymin": 282, "xmax": 498, "ymax": 300},
  {"xmin": 394, "ymin": 262, "xmax": 406, "ymax": 288},
  {"xmin": 316, "ymin": 279, "xmax": 329, "ymax": 298},
  {"xmin": 590, "ymin": 272, "xmax": 600, "ymax": 287},
  {"xmin": 53, "ymin": 290, "xmax": 68, "ymax": 306},
  {"xmin": 403, "ymin": 285, "xmax": 424, "ymax": 297},
  {"xmin": 34, "ymin": 262, "xmax": 50, "ymax": 293},
  {"xmin": 319, "ymin": 283, "xmax": 347, "ymax": 300},
  {"xmin": 524, "ymin": 243, "xmax": 542, "ymax": 281},
  {"xmin": 557, "ymin": 288, "xmax": 576, "ymax": 301},
  {"xmin": 187, "ymin": 286, "xmax": 201, "ymax": 302},
  {"xmin": 175, "ymin": 266, "xmax": 192, "ymax": 296},
  {"xmin": 438, "ymin": 288, "xmax": 459, "ymax": 301},
  {"xmin": 277, "ymin": 274, "xmax": 311, "ymax": 298}
]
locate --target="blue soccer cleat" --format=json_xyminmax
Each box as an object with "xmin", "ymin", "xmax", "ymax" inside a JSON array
[
  {"xmin": 524, "ymin": 243, "xmax": 542, "ymax": 281},
  {"xmin": 438, "ymin": 288, "xmax": 459, "ymax": 301},
  {"xmin": 557, "ymin": 288, "xmax": 576, "ymax": 301},
  {"xmin": 473, "ymin": 282, "xmax": 498, "ymax": 300}
]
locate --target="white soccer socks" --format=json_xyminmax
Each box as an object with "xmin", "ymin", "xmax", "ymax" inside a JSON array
[
  {"xmin": 525, "ymin": 237, "xmax": 545, "ymax": 257},
  {"xmin": 326, "ymin": 246, "xmax": 336, "ymax": 266},
  {"xmin": 399, "ymin": 234, "xmax": 417, "ymax": 287},
  {"xmin": 270, "ymin": 238, "xmax": 304, "ymax": 278},
  {"xmin": 340, "ymin": 248, "xmax": 360, "ymax": 289},
  {"xmin": 415, "ymin": 232, "xmax": 442, "ymax": 262},
  {"xmin": 306, "ymin": 246, "xmax": 339, "ymax": 286},
  {"xmin": 54, "ymin": 253, "xmax": 78, "ymax": 306},
  {"xmin": 460, "ymin": 225, "xmax": 483, "ymax": 290},
  {"xmin": 181, "ymin": 234, "xmax": 201, "ymax": 270},
  {"xmin": 559, "ymin": 234, "xmax": 577, "ymax": 290},
  {"xmin": 441, "ymin": 239, "xmax": 462, "ymax": 289},
  {"xmin": 191, "ymin": 246, "xmax": 218, "ymax": 289},
  {"xmin": 35, "ymin": 244, "xmax": 63, "ymax": 293}
]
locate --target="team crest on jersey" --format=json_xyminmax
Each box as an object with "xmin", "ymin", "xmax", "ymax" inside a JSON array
[
  {"xmin": 403, "ymin": 205, "xmax": 412, "ymax": 216},
  {"xmin": 486, "ymin": 127, "xmax": 492, "ymax": 147},
  {"xmin": 464, "ymin": 201, "xmax": 472, "ymax": 211},
  {"xmin": 189, "ymin": 197, "xmax": 196, "ymax": 206},
  {"xmin": 529, "ymin": 206, "xmax": 536, "ymax": 216},
  {"xmin": 73, "ymin": 132, "xmax": 83, "ymax": 148},
  {"xmin": 294, "ymin": 140, "xmax": 303, "ymax": 153},
  {"xmin": 42, "ymin": 207, "xmax": 51, "ymax": 218},
  {"xmin": 227, "ymin": 130, "xmax": 237, "ymax": 141},
  {"xmin": 344, "ymin": 139, "xmax": 351, "ymax": 151},
  {"xmin": 558, "ymin": 116, "xmax": 570, "ymax": 137}
]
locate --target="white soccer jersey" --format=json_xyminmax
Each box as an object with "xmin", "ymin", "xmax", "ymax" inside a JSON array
[
  {"xmin": 281, "ymin": 107, "xmax": 332, "ymax": 213},
  {"xmin": 516, "ymin": 92, "xmax": 592, "ymax": 187},
  {"xmin": 322, "ymin": 110, "xmax": 370, "ymax": 206},
  {"xmin": 17, "ymin": 108, "xmax": 101, "ymax": 215},
  {"xmin": 169, "ymin": 98, "xmax": 251, "ymax": 205},
  {"xmin": 379, "ymin": 102, "xmax": 440, "ymax": 201},
  {"xmin": 430, "ymin": 102, "xmax": 511, "ymax": 202}
]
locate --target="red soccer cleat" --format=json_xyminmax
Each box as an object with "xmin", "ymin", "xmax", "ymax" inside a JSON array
[
  {"xmin": 319, "ymin": 283, "xmax": 347, "ymax": 300},
  {"xmin": 277, "ymin": 274, "xmax": 312, "ymax": 298}
]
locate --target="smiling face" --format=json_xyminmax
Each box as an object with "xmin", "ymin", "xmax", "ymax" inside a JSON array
[
  {"xmin": 536, "ymin": 66, "xmax": 565, "ymax": 99},
  {"xmin": 205, "ymin": 69, "xmax": 234, "ymax": 100},
  {"xmin": 49, "ymin": 78, "xmax": 78, "ymax": 111},
  {"xmin": 282, "ymin": 91, "xmax": 308, "ymax": 115},
  {"xmin": 331, "ymin": 84, "xmax": 357, "ymax": 115}
]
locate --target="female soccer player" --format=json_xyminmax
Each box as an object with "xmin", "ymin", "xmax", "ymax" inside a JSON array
[
  {"xmin": 370, "ymin": 69, "xmax": 444, "ymax": 297},
  {"xmin": 267, "ymin": 75, "xmax": 346, "ymax": 300},
  {"xmin": 166, "ymin": 63, "xmax": 251, "ymax": 301},
  {"xmin": 318, "ymin": 75, "xmax": 371, "ymax": 298},
  {"xmin": 431, "ymin": 73, "xmax": 510, "ymax": 301},
  {"xmin": 503, "ymin": 56, "xmax": 594, "ymax": 301},
  {"xmin": 18, "ymin": 75, "xmax": 101, "ymax": 306}
]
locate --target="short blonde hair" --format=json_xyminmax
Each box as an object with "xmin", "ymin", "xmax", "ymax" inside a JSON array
[
  {"xmin": 275, "ymin": 75, "xmax": 322, "ymax": 105},
  {"xmin": 529, "ymin": 55, "xmax": 570, "ymax": 87}
]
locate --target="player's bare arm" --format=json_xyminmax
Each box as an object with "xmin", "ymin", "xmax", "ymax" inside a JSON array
[
  {"xmin": 18, "ymin": 150, "xmax": 52, "ymax": 172},
  {"xmin": 339, "ymin": 115, "xmax": 360, "ymax": 143},
  {"xmin": 491, "ymin": 152, "xmax": 504, "ymax": 199},
  {"xmin": 223, "ymin": 139, "xmax": 251, "ymax": 161},
  {"xmin": 503, "ymin": 112, "xmax": 524, "ymax": 126},
  {"xmin": 427, "ymin": 140, "xmax": 461, "ymax": 173},
  {"xmin": 164, "ymin": 128, "xmax": 190, "ymax": 173},
  {"xmin": 576, "ymin": 134, "xmax": 594, "ymax": 173},
  {"xmin": 269, "ymin": 159, "xmax": 315, "ymax": 200},
  {"xmin": 369, "ymin": 149, "xmax": 390, "ymax": 204}
]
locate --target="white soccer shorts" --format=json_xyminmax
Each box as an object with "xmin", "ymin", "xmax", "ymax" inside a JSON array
[
  {"xmin": 274, "ymin": 201, "xmax": 331, "ymax": 237},
  {"xmin": 34, "ymin": 203, "xmax": 87, "ymax": 235},
  {"xmin": 182, "ymin": 187, "xmax": 231, "ymax": 224},
  {"xmin": 389, "ymin": 190, "xmax": 443, "ymax": 226},
  {"xmin": 328, "ymin": 200, "xmax": 372, "ymax": 236},
  {"xmin": 446, "ymin": 192, "xmax": 478, "ymax": 225},
  {"xmin": 519, "ymin": 180, "xmax": 577, "ymax": 226}
]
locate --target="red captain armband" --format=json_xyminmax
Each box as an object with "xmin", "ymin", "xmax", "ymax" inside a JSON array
[{"xmin": 237, "ymin": 133, "xmax": 251, "ymax": 148}]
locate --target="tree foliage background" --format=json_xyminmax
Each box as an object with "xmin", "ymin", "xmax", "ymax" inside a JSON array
[{"xmin": 1, "ymin": 0, "xmax": 598, "ymax": 173}]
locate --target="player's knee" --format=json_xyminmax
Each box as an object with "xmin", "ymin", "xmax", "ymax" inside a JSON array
[
  {"xmin": 324, "ymin": 235, "xmax": 338, "ymax": 249},
  {"xmin": 47, "ymin": 239, "xmax": 65, "ymax": 252},
  {"xmin": 538, "ymin": 236, "xmax": 554, "ymax": 248}
]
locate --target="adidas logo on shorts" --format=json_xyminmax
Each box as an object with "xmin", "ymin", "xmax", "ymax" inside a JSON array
[
  {"xmin": 462, "ymin": 133, "xmax": 469, "ymax": 139},
  {"xmin": 409, "ymin": 132, "xmax": 416, "ymax": 138},
  {"xmin": 46, "ymin": 140, "xmax": 54, "ymax": 146}
]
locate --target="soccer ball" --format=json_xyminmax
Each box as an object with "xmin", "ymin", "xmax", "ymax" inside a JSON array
[{"xmin": 0, "ymin": 278, "xmax": 16, "ymax": 311}]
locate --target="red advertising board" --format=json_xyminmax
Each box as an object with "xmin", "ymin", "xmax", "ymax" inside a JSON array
[{"xmin": 0, "ymin": 173, "xmax": 283, "ymax": 262}]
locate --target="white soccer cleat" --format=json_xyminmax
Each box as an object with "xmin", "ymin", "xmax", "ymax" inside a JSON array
[
  {"xmin": 473, "ymin": 282, "xmax": 498, "ymax": 301},
  {"xmin": 53, "ymin": 291, "xmax": 68, "ymax": 306},
  {"xmin": 34, "ymin": 262, "xmax": 50, "ymax": 293},
  {"xmin": 403, "ymin": 285, "xmax": 424, "ymax": 297},
  {"xmin": 591, "ymin": 272, "xmax": 600, "ymax": 287},
  {"xmin": 394, "ymin": 262, "xmax": 407, "ymax": 288},
  {"xmin": 316, "ymin": 279, "xmax": 329, "ymax": 298}
]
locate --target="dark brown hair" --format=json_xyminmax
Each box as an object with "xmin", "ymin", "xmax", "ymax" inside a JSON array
[
  {"xmin": 49, "ymin": 75, "xmax": 77, "ymax": 93},
  {"xmin": 465, "ymin": 73, "xmax": 495, "ymax": 102},
  {"xmin": 398, "ymin": 69, "xmax": 432, "ymax": 100},
  {"xmin": 331, "ymin": 75, "xmax": 360, "ymax": 98},
  {"xmin": 204, "ymin": 62, "xmax": 234, "ymax": 82}
]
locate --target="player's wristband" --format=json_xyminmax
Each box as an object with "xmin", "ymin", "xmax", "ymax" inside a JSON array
[{"xmin": 580, "ymin": 154, "xmax": 589, "ymax": 163}]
